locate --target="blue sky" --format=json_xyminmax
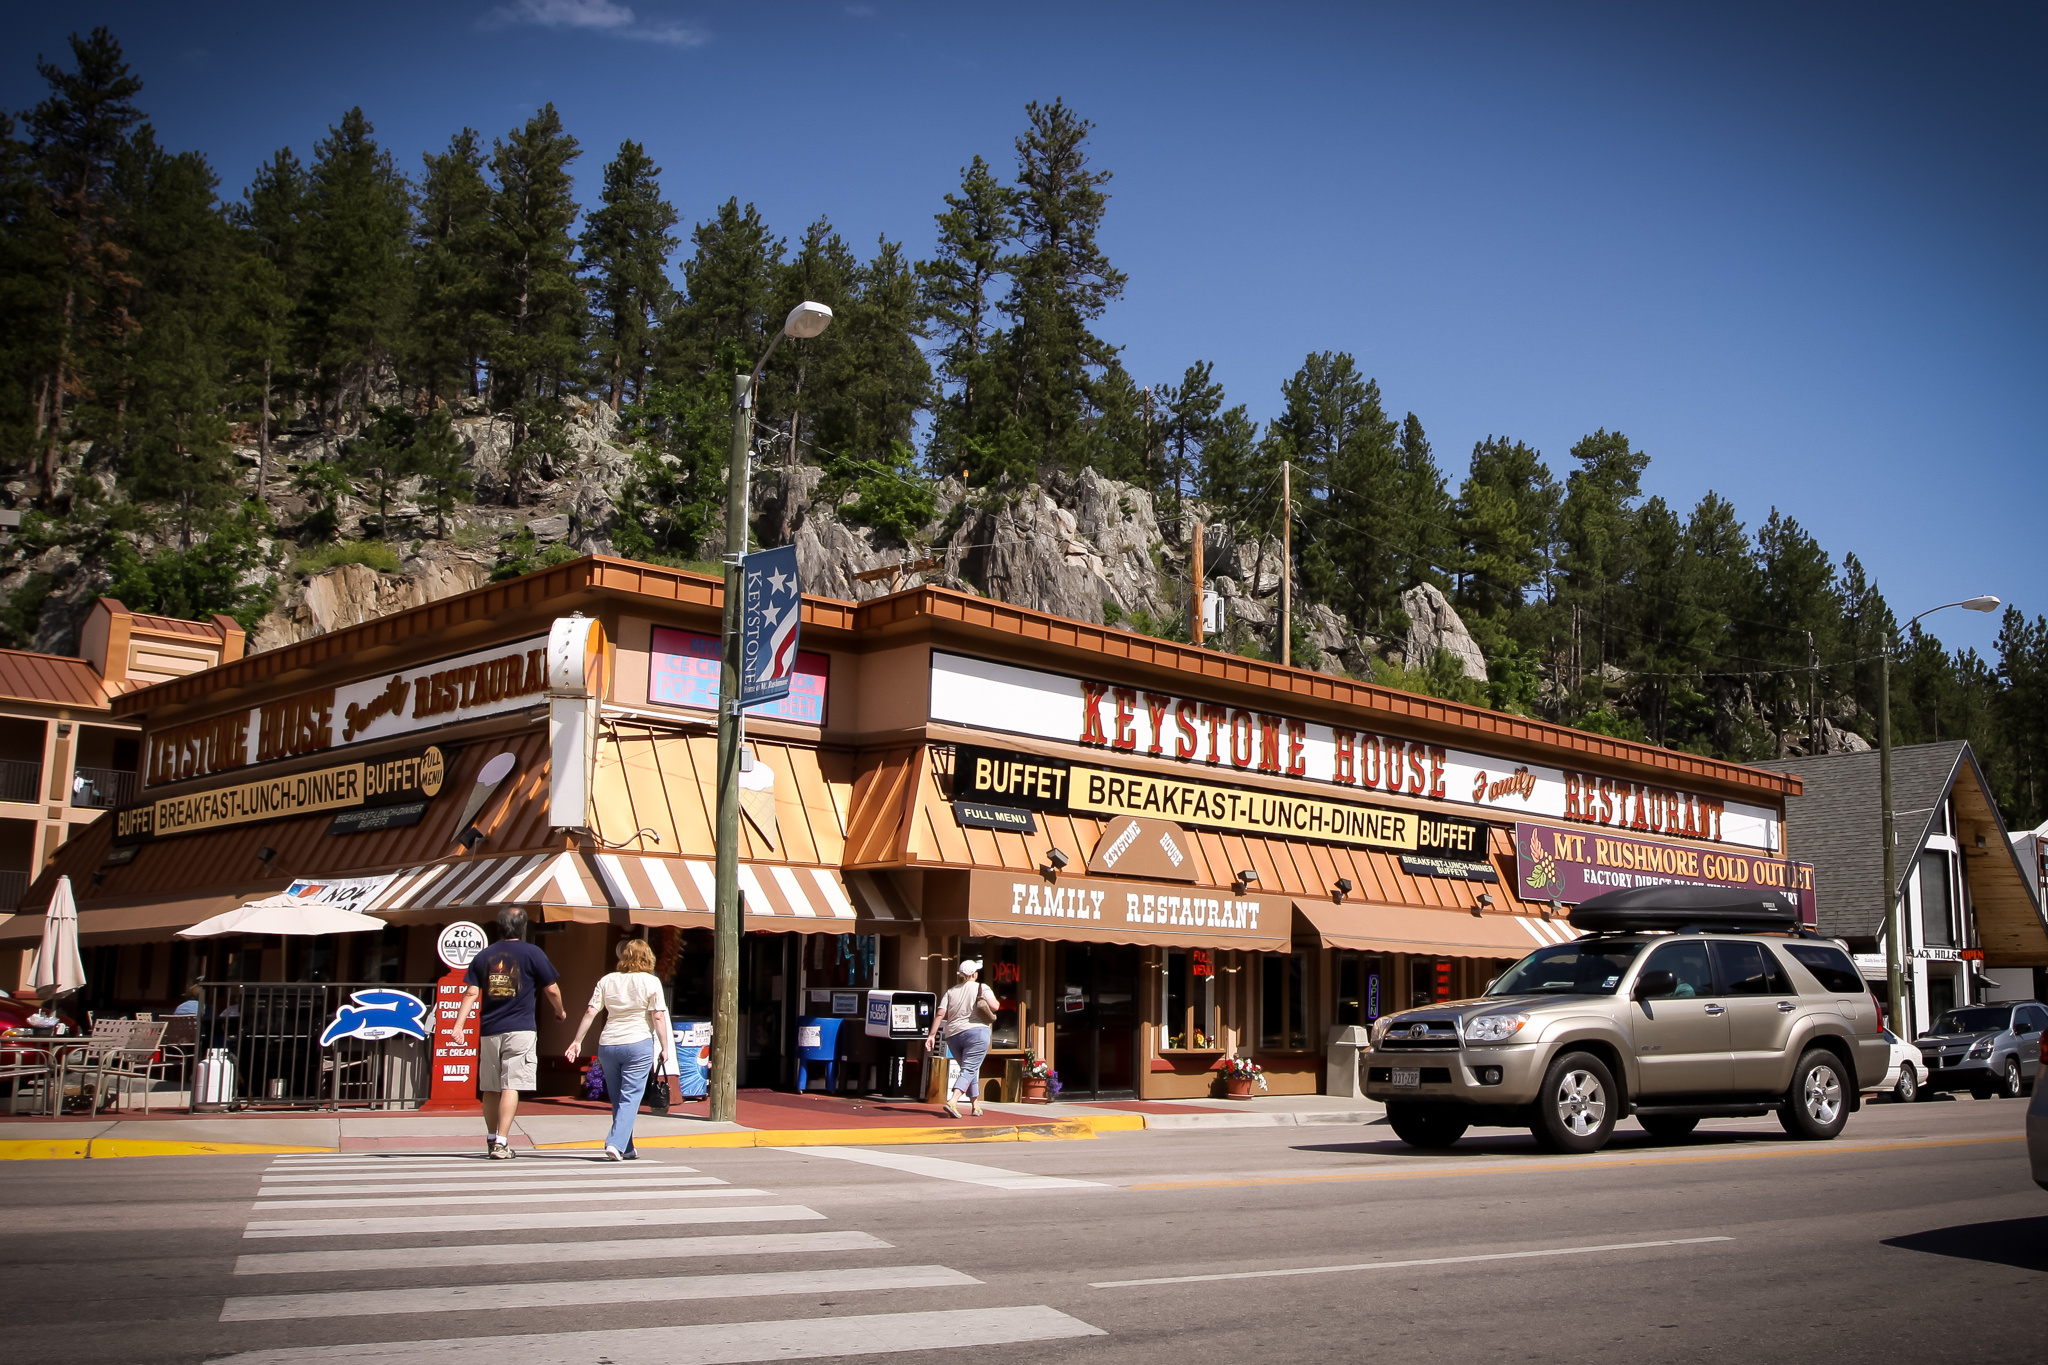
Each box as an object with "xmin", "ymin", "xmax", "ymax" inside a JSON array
[{"xmin": 6, "ymin": 1, "xmax": 2041, "ymax": 660}]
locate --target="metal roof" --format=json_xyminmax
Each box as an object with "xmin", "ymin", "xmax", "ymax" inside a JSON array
[{"xmin": 0, "ymin": 647, "xmax": 109, "ymax": 710}]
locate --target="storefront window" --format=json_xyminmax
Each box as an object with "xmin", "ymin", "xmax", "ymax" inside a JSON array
[
  {"xmin": 1919, "ymin": 853, "xmax": 1955, "ymax": 948},
  {"xmin": 1164, "ymin": 948, "xmax": 1218, "ymax": 1049},
  {"xmin": 962, "ymin": 939, "xmax": 1024, "ymax": 1049},
  {"xmin": 670, "ymin": 928, "xmax": 714, "ymax": 1017},
  {"xmin": 1259, "ymin": 951, "xmax": 1308, "ymax": 1050},
  {"xmin": 1335, "ymin": 952, "xmax": 1382, "ymax": 1026}
]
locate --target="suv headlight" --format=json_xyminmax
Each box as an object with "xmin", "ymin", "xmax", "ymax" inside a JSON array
[
  {"xmin": 1370, "ymin": 1017, "xmax": 1394, "ymax": 1048},
  {"xmin": 1968, "ymin": 1039, "xmax": 1993, "ymax": 1058},
  {"xmin": 1464, "ymin": 1013, "xmax": 1528, "ymax": 1044}
]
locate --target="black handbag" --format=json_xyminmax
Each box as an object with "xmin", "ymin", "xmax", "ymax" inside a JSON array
[{"xmin": 644, "ymin": 1050, "xmax": 672, "ymax": 1115}]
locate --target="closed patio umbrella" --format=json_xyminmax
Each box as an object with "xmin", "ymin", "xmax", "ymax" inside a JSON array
[
  {"xmin": 178, "ymin": 895, "xmax": 388, "ymax": 939},
  {"xmin": 30, "ymin": 875, "xmax": 86, "ymax": 999}
]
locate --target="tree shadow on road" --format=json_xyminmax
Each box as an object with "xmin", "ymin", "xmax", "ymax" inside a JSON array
[{"xmin": 1883, "ymin": 1218, "xmax": 2048, "ymax": 1273}]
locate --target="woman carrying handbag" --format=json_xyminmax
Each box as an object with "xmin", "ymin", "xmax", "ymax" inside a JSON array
[
  {"xmin": 924, "ymin": 959, "xmax": 998, "ymax": 1118},
  {"xmin": 565, "ymin": 938, "xmax": 677, "ymax": 1160}
]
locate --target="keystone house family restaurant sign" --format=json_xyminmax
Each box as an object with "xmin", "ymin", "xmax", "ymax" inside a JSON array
[{"xmin": 930, "ymin": 652, "xmax": 1783, "ymax": 851}]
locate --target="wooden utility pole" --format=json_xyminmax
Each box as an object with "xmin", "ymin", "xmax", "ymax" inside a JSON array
[
  {"xmin": 1280, "ymin": 461, "xmax": 1292, "ymax": 667},
  {"xmin": 1191, "ymin": 519, "xmax": 1205, "ymax": 646}
]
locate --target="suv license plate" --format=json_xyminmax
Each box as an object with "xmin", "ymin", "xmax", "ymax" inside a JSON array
[{"xmin": 1392, "ymin": 1068, "xmax": 1421, "ymax": 1086}]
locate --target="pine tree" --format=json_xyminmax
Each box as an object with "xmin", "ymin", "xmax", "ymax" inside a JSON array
[
  {"xmin": 230, "ymin": 147, "xmax": 310, "ymax": 496},
  {"xmin": 580, "ymin": 139, "xmax": 676, "ymax": 411},
  {"xmin": 0, "ymin": 112, "xmax": 62, "ymax": 481},
  {"xmin": 299, "ymin": 107, "xmax": 411, "ymax": 426},
  {"xmin": 1160, "ymin": 360, "xmax": 1223, "ymax": 514},
  {"xmin": 482, "ymin": 104, "xmax": 585, "ymax": 498},
  {"xmin": 1002, "ymin": 99, "xmax": 1125, "ymax": 472},
  {"xmin": 1455, "ymin": 436, "xmax": 1558, "ymax": 619},
  {"xmin": 411, "ymin": 129, "xmax": 493, "ymax": 408},
  {"xmin": 26, "ymin": 26, "xmax": 144, "ymax": 504},
  {"xmin": 918, "ymin": 154, "xmax": 1016, "ymax": 478},
  {"xmin": 665, "ymin": 198, "xmax": 783, "ymax": 380},
  {"xmin": 824, "ymin": 236, "xmax": 930, "ymax": 465},
  {"xmin": 1392, "ymin": 412, "xmax": 1453, "ymax": 592},
  {"xmin": 765, "ymin": 217, "xmax": 856, "ymax": 468}
]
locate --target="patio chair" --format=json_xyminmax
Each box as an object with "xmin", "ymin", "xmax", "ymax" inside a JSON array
[
  {"xmin": 0, "ymin": 1040, "xmax": 56, "ymax": 1116},
  {"xmin": 68, "ymin": 1020, "xmax": 170, "ymax": 1114}
]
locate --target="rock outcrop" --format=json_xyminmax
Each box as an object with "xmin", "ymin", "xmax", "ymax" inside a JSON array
[{"xmin": 1401, "ymin": 583, "xmax": 1488, "ymax": 682}]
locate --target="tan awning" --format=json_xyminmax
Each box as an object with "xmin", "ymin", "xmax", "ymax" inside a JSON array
[
  {"xmin": 1295, "ymin": 899, "xmax": 1579, "ymax": 959},
  {"xmin": 363, "ymin": 852, "xmax": 610, "ymax": 926},
  {"xmin": 0, "ymin": 893, "xmax": 249, "ymax": 946},
  {"xmin": 592, "ymin": 854, "xmax": 915, "ymax": 934},
  {"xmin": 919, "ymin": 868, "xmax": 1293, "ymax": 953}
]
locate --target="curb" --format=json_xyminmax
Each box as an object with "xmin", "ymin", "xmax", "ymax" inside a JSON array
[{"xmin": 0, "ymin": 1114, "xmax": 1145, "ymax": 1160}]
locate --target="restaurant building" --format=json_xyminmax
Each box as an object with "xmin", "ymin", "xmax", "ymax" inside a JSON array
[{"xmin": 4, "ymin": 557, "xmax": 1812, "ymax": 1101}]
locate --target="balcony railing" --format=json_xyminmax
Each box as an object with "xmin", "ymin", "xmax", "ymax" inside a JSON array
[
  {"xmin": 0, "ymin": 870, "xmax": 30, "ymax": 913},
  {"xmin": 0, "ymin": 759, "xmax": 40, "ymax": 805},
  {"xmin": 70, "ymin": 767, "xmax": 138, "ymax": 810}
]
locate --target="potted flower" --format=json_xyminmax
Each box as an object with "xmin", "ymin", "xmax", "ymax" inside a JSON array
[
  {"xmin": 1020, "ymin": 1053, "xmax": 1054, "ymax": 1102},
  {"xmin": 1218, "ymin": 1055, "xmax": 1266, "ymax": 1099}
]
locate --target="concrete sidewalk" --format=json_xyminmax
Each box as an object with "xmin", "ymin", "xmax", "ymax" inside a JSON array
[{"xmin": 0, "ymin": 1091, "xmax": 1381, "ymax": 1159}]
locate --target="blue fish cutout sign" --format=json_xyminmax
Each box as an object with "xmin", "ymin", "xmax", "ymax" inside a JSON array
[{"xmin": 321, "ymin": 989, "xmax": 432, "ymax": 1047}]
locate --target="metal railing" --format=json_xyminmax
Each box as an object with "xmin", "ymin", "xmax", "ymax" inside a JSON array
[
  {"xmin": 70, "ymin": 767, "xmax": 138, "ymax": 810},
  {"xmin": 192, "ymin": 982, "xmax": 435, "ymax": 1111},
  {"xmin": 0, "ymin": 759, "xmax": 41, "ymax": 804},
  {"xmin": 0, "ymin": 870, "xmax": 28, "ymax": 913}
]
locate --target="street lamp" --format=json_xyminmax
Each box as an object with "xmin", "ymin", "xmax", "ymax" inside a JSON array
[
  {"xmin": 710, "ymin": 301, "xmax": 834, "ymax": 1124},
  {"xmin": 1879, "ymin": 593, "xmax": 1999, "ymax": 1043}
]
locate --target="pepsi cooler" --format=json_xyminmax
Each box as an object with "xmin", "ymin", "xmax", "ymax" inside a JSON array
[{"xmin": 864, "ymin": 990, "xmax": 935, "ymax": 1040}]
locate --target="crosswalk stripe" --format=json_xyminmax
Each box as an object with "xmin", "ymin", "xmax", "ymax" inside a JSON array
[
  {"xmin": 258, "ymin": 1177, "xmax": 725, "ymax": 1197},
  {"xmin": 202, "ymin": 1304, "xmax": 1106, "ymax": 1363},
  {"xmin": 252, "ymin": 1187, "xmax": 760, "ymax": 1211},
  {"xmin": 262, "ymin": 1162, "xmax": 688, "ymax": 1178},
  {"xmin": 233, "ymin": 1230, "xmax": 893, "ymax": 1276},
  {"xmin": 220, "ymin": 1263, "xmax": 979, "ymax": 1321},
  {"xmin": 244, "ymin": 1205, "xmax": 824, "ymax": 1239},
  {"xmin": 775, "ymin": 1146, "xmax": 1105, "ymax": 1190}
]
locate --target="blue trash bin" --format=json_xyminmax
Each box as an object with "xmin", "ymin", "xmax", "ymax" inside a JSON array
[{"xmin": 795, "ymin": 1016, "xmax": 846, "ymax": 1094}]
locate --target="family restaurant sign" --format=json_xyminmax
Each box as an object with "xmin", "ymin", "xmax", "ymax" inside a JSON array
[
  {"xmin": 1514, "ymin": 820, "xmax": 1816, "ymax": 922},
  {"xmin": 961, "ymin": 869, "xmax": 1290, "ymax": 952},
  {"xmin": 146, "ymin": 635, "xmax": 551, "ymax": 786},
  {"xmin": 929, "ymin": 652, "xmax": 1781, "ymax": 851}
]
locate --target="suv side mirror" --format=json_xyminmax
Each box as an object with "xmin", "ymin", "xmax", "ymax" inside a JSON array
[{"xmin": 1633, "ymin": 970, "xmax": 1676, "ymax": 1002}]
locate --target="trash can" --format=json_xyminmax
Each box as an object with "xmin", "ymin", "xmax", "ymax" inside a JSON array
[{"xmin": 1325, "ymin": 1024, "xmax": 1368, "ymax": 1099}]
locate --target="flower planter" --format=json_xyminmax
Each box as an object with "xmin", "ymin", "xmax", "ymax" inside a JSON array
[
  {"xmin": 1223, "ymin": 1078, "xmax": 1256, "ymax": 1099},
  {"xmin": 1020, "ymin": 1079, "xmax": 1051, "ymax": 1103}
]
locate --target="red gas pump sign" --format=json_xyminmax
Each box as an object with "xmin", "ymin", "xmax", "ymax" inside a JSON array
[{"xmin": 422, "ymin": 922, "xmax": 486, "ymax": 1111}]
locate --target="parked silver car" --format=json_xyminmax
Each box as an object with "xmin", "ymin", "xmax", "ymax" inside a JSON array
[
  {"xmin": 1365, "ymin": 886, "xmax": 1888, "ymax": 1153},
  {"xmin": 1915, "ymin": 1001, "xmax": 2045, "ymax": 1100}
]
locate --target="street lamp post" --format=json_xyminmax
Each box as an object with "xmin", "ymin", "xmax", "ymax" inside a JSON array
[
  {"xmin": 1878, "ymin": 593, "xmax": 1999, "ymax": 1043},
  {"xmin": 710, "ymin": 301, "xmax": 833, "ymax": 1124}
]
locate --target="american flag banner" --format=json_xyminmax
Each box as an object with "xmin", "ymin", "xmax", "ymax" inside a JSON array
[{"xmin": 738, "ymin": 544, "xmax": 803, "ymax": 711}]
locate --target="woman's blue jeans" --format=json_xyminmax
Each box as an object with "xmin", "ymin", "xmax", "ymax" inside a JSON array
[
  {"xmin": 945, "ymin": 1025, "xmax": 991, "ymax": 1100},
  {"xmin": 598, "ymin": 1039, "xmax": 656, "ymax": 1152}
]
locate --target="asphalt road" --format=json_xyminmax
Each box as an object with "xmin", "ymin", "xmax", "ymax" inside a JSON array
[{"xmin": 1, "ymin": 1096, "xmax": 2040, "ymax": 1365}]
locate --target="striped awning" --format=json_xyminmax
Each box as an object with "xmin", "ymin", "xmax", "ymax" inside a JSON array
[
  {"xmin": 1294, "ymin": 900, "xmax": 1581, "ymax": 959},
  {"xmin": 368, "ymin": 852, "xmax": 612, "ymax": 925},
  {"xmin": 592, "ymin": 854, "xmax": 914, "ymax": 930}
]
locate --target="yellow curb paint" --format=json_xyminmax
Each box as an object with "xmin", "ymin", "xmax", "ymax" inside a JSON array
[
  {"xmin": 90, "ymin": 1140, "xmax": 333, "ymax": 1160},
  {"xmin": 533, "ymin": 1115, "xmax": 1138, "ymax": 1150},
  {"xmin": 0, "ymin": 1139, "xmax": 91, "ymax": 1160},
  {"xmin": 1129, "ymin": 1134, "xmax": 2026, "ymax": 1191}
]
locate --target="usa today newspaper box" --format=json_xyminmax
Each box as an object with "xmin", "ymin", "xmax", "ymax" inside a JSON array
[{"xmin": 865, "ymin": 990, "xmax": 935, "ymax": 1097}]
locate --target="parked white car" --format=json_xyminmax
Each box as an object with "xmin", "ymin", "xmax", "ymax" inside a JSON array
[{"xmin": 1868, "ymin": 1029, "xmax": 1921, "ymax": 1102}]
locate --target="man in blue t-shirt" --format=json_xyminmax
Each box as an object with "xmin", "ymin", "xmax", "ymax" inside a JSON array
[{"xmin": 451, "ymin": 908, "xmax": 564, "ymax": 1158}]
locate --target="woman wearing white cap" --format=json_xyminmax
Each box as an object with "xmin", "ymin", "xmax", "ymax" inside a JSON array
[{"xmin": 925, "ymin": 958, "xmax": 998, "ymax": 1118}]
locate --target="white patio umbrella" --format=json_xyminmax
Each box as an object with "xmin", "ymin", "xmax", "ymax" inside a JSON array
[
  {"xmin": 177, "ymin": 894, "xmax": 388, "ymax": 939},
  {"xmin": 29, "ymin": 874, "xmax": 87, "ymax": 999}
]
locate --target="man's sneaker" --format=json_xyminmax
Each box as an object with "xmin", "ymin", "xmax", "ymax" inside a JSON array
[{"xmin": 486, "ymin": 1140, "xmax": 514, "ymax": 1160}]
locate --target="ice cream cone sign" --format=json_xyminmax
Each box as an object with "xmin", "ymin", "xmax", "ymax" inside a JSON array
[{"xmin": 455, "ymin": 751, "xmax": 518, "ymax": 847}]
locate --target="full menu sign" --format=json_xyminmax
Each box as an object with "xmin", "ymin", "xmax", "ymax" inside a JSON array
[
  {"xmin": 930, "ymin": 651, "xmax": 1784, "ymax": 851},
  {"xmin": 1514, "ymin": 820, "xmax": 1816, "ymax": 923}
]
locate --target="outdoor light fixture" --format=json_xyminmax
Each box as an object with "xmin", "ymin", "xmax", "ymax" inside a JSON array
[
  {"xmin": 90, "ymin": 871, "xmax": 103, "ymax": 885},
  {"xmin": 782, "ymin": 300, "xmax": 834, "ymax": 340},
  {"xmin": 1333, "ymin": 877, "xmax": 1353, "ymax": 903},
  {"xmin": 1543, "ymin": 896, "xmax": 1562, "ymax": 920},
  {"xmin": 1041, "ymin": 847, "xmax": 1069, "ymax": 877},
  {"xmin": 457, "ymin": 827, "xmax": 486, "ymax": 852},
  {"xmin": 1473, "ymin": 891, "xmax": 1495, "ymax": 919},
  {"xmin": 1234, "ymin": 868, "xmax": 1259, "ymax": 893},
  {"xmin": 255, "ymin": 846, "xmax": 275, "ymax": 863},
  {"xmin": 57, "ymin": 722, "xmax": 71, "ymax": 737}
]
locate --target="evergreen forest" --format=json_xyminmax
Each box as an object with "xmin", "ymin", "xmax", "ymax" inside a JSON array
[{"xmin": 2, "ymin": 30, "xmax": 2044, "ymax": 829}]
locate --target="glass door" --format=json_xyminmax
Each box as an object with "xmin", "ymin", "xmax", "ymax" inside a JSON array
[{"xmin": 1053, "ymin": 943, "xmax": 1138, "ymax": 1099}]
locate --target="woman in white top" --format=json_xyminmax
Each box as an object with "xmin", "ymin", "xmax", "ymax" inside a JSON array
[
  {"xmin": 924, "ymin": 959, "xmax": 997, "ymax": 1118},
  {"xmin": 565, "ymin": 938, "xmax": 677, "ymax": 1160}
]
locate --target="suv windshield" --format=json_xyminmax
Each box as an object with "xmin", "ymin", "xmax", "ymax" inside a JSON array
[
  {"xmin": 1928, "ymin": 1007, "xmax": 2012, "ymax": 1036},
  {"xmin": 1486, "ymin": 940, "xmax": 1647, "ymax": 996}
]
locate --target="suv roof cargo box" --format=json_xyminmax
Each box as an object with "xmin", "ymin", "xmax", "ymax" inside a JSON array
[{"xmin": 1568, "ymin": 884, "xmax": 1801, "ymax": 934}]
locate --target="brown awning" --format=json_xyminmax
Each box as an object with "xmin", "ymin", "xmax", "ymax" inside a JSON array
[
  {"xmin": 596, "ymin": 855, "xmax": 916, "ymax": 935},
  {"xmin": 919, "ymin": 868, "xmax": 1292, "ymax": 953},
  {"xmin": 0, "ymin": 893, "xmax": 248, "ymax": 946},
  {"xmin": 1294, "ymin": 899, "xmax": 1578, "ymax": 960}
]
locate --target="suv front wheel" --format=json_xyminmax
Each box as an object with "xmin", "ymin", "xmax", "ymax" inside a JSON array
[
  {"xmin": 1778, "ymin": 1048, "xmax": 1850, "ymax": 1139},
  {"xmin": 1531, "ymin": 1051, "xmax": 1618, "ymax": 1154}
]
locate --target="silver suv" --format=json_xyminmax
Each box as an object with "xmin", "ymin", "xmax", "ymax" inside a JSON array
[{"xmin": 1365, "ymin": 890, "xmax": 1888, "ymax": 1153}]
